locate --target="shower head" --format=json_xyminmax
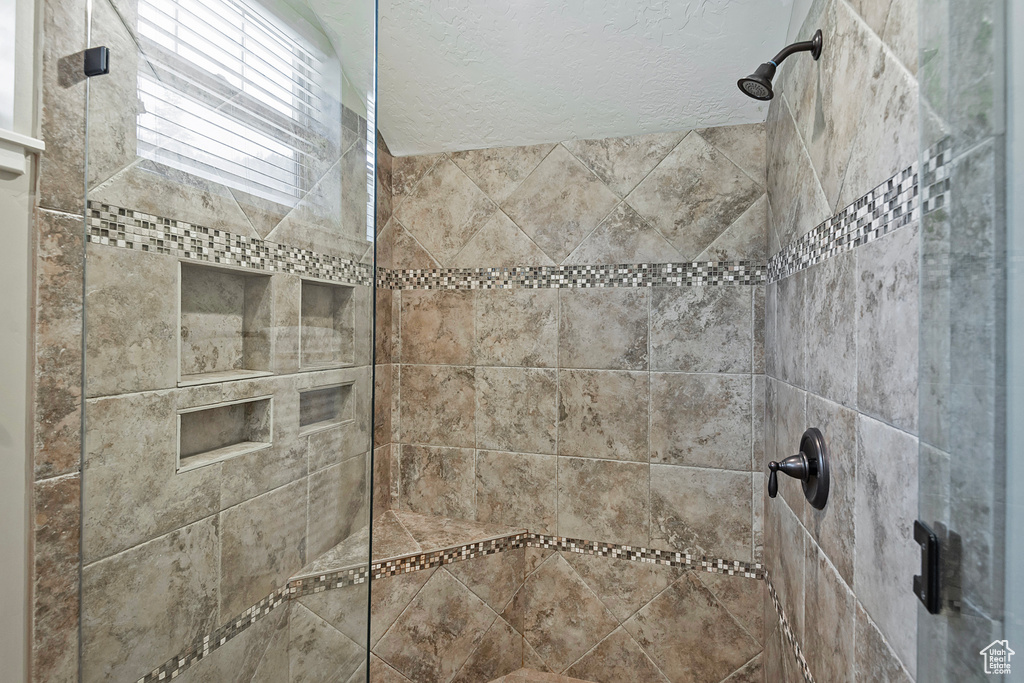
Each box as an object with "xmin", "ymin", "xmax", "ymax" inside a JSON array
[
  {"xmin": 738, "ymin": 63, "xmax": 776, "ymax": 101},
  {"xmin": 737, "ymin": 29, "xmax": 823, "ymax": 101}
]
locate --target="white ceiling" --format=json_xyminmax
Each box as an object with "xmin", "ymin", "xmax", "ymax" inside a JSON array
[{"xmin": 319, "ymin": 0, "xmax": 798, "ymax": 157}]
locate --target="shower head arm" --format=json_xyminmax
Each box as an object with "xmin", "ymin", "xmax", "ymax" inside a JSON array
[{"xmin": 769, "ymin": 29, "xmax": 823, "ymax": 66}]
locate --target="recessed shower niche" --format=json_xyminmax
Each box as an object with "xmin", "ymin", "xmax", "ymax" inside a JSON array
[
  {"xmin": 300, "ymin": 279, "xmax": 355, "ymax": 369},
  {"xmin": 299, "ymin": 383, "xmax": 354, "ymax": 435},
  {"xmin": 179, "ymin": 262, "xmax": 274, "ymax": 386},
  {"xmin": 177, "ymin": 396, "xmax": 273, "ymax": 472}
]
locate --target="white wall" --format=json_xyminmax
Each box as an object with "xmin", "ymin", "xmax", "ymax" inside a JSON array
[
  {"xmin": 0, "ymin": 0, "xmax": 40, "ymax": 679},
  {"xmin": 785, "ymin": 0, "xmax": 815, "ymax": 43}
]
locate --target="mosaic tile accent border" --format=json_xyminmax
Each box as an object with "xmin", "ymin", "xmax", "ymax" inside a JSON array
[
  {"xmin": 921, "ymin": 137, "xmax": 952, "ymax": 216},
  {"xmin": 371, "ymin": 533, "xmax": 529, "ymax": 580},
  {"xmin": 87, "ymin": 201, "xmax": 374, "ymax": 287},
  {"xmin": 287, "ymin": 564, "xmax": 372, "ymax": 599},
  {"xmin": 137, "ymin": 587, "xmax": 290, "ymax": 683},
  {"xmin": 380, "ymin": 261, "xmax": 767, "ymax": 290},
  {"xmin": 766, "ymin": 571, "xmax": 814, "ymax": 683},
  {"xmin": 135, "ymin": 527, "xmax": 764, "ymax": 682},
  {"xmin": 91, "ymin": 150, "xmax": 947, "ymax": 295},
  {"xmin": 86, "ymin": 201, "xmax": 768, "ymax": 291},
  {"xmin": 767, "ymin": 162, "xmax": 920, "ymax": 283},
  {"xmin": 526, "ymin": 533, "xmax": 765, "ymax": 579}
]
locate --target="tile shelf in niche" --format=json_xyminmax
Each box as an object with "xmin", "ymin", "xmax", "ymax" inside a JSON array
[
  {"xmin": 299, "ymin": 383, "xmax": 354, "ymax": 436},
  {"xmin": 179, "ymin": 261, "xmax": 273, "ymax": 387},
  {"xmin": 177, "ymin": 395, "xmax": 273, "ymax": 473},
  {"xmin": 178, "ymin": 368, "xmax": 274, "ymax": 387},
  {"xmin": 299, "ymin": 278, "xmax": 355, "ymax": 371}
]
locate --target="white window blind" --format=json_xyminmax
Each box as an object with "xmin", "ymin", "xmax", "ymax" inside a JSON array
[
  {"xmin": 0, "ymin": 0, "xmax": 16, "ymax": 130},
  {"xmin": 136, "ymin": 0, "xmax": 327, "ymax": 206}
]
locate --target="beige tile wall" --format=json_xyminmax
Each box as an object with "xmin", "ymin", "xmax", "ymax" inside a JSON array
[
  {"xmin": 378, "ymin": 124, "xmax": 768, "ymax": 567},
  {"xmin": 763, "ymin": 0, "xmax": 920, "ymax": 681},
  {"xmin": 31, "ymin": 0, "xmax": 378, "ymax": 680}
]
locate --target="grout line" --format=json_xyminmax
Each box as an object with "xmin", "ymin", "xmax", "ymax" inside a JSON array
[
  {"xmin": 780, "ymin": 92, "xmax": 832, "ymax": 218},
  {"xmin": 648, "ymin": 286, "xmax": 654, "ymax": 548}
]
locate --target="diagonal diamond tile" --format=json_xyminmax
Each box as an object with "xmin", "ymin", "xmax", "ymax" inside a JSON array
[
  {"xmin": 369, "ymin": 655, "xmax": 413, "ymax": 683},
  {"xmin": 696, "ymin": 123, "xmax": 767, "ymax": 188},
  {"xmin": 390, "ymin": 218, "xmax": 441, "ymax": 270},
  {"xmin": 626, "ymin": 132, "xmax": 763, "ymax": 260},
  {"xmin": 695, "ymin": 193, "xmax": 768, "ymax": 263},
  {"xmin": 501, "ymin": 145, "xmax": 619, "ymax": 264},
  {"xmin": 451, "ymin": 211, "xmax": 554, "ymax": 267},
  {"xmin": 369, "ymin": 566, "xmax": 436, "ymax": 646},
  {"xmin": 447, "ymin": 547, "xmax": 527, "ymax": 613},
  {"xmin": 560, "ymin": 551, "xmax": 686, "ymax": 623},
  {"xmin": 175, "ymin": 604, "xmax": 287, "ymax": 683},
  {"xmin": 564, "ymin": 202, "xmax": 683, "ymax": 265},
  {"xmin": 696, "ymin": 572, "xmax": 764, "ymax": 645},
  {"xmin": 624, "ymin": 573, "xmax": 760, "ymax": 683},
  {"xmin": 720, "ymin": 653, "xmax": 764, "ymax": 683},
  {"xmin": 565, "ymin": 627, "xmax": 670, "ymax": 683},
  {"xmin": 563, "ymin": 132, "xmax": 687, "ymax": 198},
  {"xmin": 288, "ymin": 602, "xmax": 366, "ymax": 683},
  {"xmin": 503, "ymin": 553, "xmax": 619, "ymax": 674},
  {"xmin": 297, "ymin": 581, "xmax": 369, "ymax": 646},
  {"xmin": 451, "ymin": 144, "xmax": 557, "ymax": 203},
  {"xmin": 394, "ymin": 158, "xmax": 497, "ymax": 266},
  {"xmin": 374, "ymin": 568, "xmax": 497, "ymax": 683},
  {"xmin": 393, "ymin": 153, "xmax": 444, "ymax": 197},
  {"xmin": 450, "ymin": 615, "xmax": 524, "ymax": 683}
]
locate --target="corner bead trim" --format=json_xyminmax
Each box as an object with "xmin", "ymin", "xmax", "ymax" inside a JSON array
[
  {"xmin": 767, "ymin": 162, "xmax": 920, "ymax": 283},
  {"xmin": 86, "ymin": 201, "xmax": 374, "ymax": 287},
  {"xmin": 766, "ymin": 571, "xmax": 814, "ymax": 683}
]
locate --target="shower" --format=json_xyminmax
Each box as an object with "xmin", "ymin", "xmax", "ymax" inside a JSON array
[{"xmin": 737, "ymin": 28, "xmax": 823, "ymax": 100}]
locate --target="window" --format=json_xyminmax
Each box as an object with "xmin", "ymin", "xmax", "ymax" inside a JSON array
[
  {"xmin": 0, "ymin": 0, "xmax": 16, "ymax": 130},
  {"xmin": 136, "ymin": 0, "xmax": 327, "ymax": 207}
]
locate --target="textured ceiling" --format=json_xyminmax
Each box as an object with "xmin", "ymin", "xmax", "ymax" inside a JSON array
[
  {"xmin": 313, "ymin": 0, "xmax": 798, "ymax": 156},
  {"xmin": 376, "ymin": 0, "xmax": 796, "ymax": 156}
]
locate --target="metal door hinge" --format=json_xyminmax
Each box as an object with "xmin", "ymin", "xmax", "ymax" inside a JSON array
[
  {"xmin": 913, "ymin": 520, "xmax": 941, "ymax": 614},
  {"xmin": 84, "ymin": 47, "xmax": 110, "ymax": 77}
]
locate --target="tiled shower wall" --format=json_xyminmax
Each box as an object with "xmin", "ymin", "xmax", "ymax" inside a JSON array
[
  {"xmin": 763, "ymin": 0, "xmax": 921, "ymax": 681},
  {"xmin": 368, "ymin": 125, "xmax": 770, "ymax": 682},
  {"xmin": 30, "ymin": 0, "xmax": 376, "ymax": 680},
  {"xmin": 377, "ymin": 125, "xmax": 768, "ymax": 564}
]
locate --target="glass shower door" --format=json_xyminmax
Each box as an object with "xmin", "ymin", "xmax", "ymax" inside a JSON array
[
  {"xmin": 79, "ymin": 0, "xmax": 376, "ymax": 679},
  {"xmin": 917, "ymin": 0, "xmax": 1019, "ymax": 679}
]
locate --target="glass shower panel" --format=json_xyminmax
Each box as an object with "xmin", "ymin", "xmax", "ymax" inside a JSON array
[
  {"xmin": 917, "ymin": 0, "xmax": 1015, "ymax": 679},
  {"xmin": 80, "ymin": 0, "xmax": 375, "ymax": 678}
]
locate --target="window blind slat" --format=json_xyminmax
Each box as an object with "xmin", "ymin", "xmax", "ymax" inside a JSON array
[{"xmin": 136, "ymin": 0, "xmax": 331, "ymax": 208}]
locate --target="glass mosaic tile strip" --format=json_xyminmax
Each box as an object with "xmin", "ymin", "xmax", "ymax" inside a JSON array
[
  {"xmin": 526, "ymin": 534, "xmax": 765, "ymax": 579},
  {"xmin": 380, "ymin": 261, "xmax": 767, "ymax": 290},
  {"xmin": 135, "ymin": 587, "xmax": 289, "ymax": 683},
  {"xmin": 766, "ymin": 571, "xmax": 814, "ymax": 683},
  {"xmin": 132, "ymin": 527, "xmax": 764, "ymax": 682},
  {"xmin": 86, "ymin": 201, "xmax": 374, "ymax": 287},
  {"xmin": 767, "ymin": 163, "xmax": 920, "ymax": 284}
]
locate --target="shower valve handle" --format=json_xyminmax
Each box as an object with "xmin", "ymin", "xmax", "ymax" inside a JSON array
[
  {"xmin": 767, "ymin": 453, "xmax": 811, "ymax": 498},
  {"xmin": 766, "ymin": 428, "xmax": 831, "ymax": 509}
]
